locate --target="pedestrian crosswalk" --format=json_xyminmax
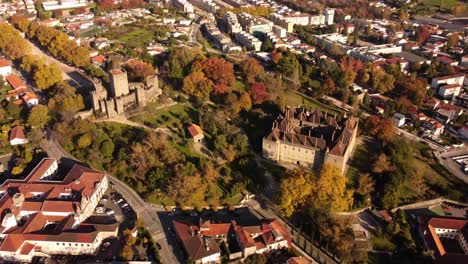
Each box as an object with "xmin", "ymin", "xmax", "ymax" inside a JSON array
[{"xmin": 153, "ymin": 232, "xmax": 166, "ymax": 241}]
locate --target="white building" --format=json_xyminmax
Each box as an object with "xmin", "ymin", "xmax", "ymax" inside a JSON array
[
  {"xmin": 431, "ymin": 74, "xmax": 465, "ymax": 89},
  {"xmin": 173, "ymin": 0, "xmax": 194, "ymax": 14},
  {"xmin": 0, "ymin": 59, "xmax": 12, "ymax": 77},
  {"xmin": 42, "ymin": 0, "xmax": 89, "ymax": 11},
  {"xmin": 0, "ymin": 158, "xmax": 117, "ymax": 263},
  {"xmin": 438, "ymin": 84, "xmax": 462, "ymax": 99},
  {"xmin": 235, "ymin": 31, "xmax": 262, "ymax": 51},
  {"xmin": 224, "ymin": 11, "xmax": 242, "ymax": 34},
  {"xmin": 393, "ymin": 113, "xmax": 406, "ymax": 128}
]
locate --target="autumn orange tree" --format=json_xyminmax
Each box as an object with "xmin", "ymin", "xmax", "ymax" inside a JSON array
[
  {"xmin": 193, "ymin": 57, "xmax": 235, "ymax": 87},
  {"xmin": 241, "ymin": 57, "xmax": 264, "ymax": 83},
  {"xmin": 365, "ymin": 115, "xmax": 396, "ymax": 143},
  {"xmin": 182, "ymin": 70, "xmax": 214, "ymax": 98},
  {"xmin": 126, "ymin": 59, "xmax": 155, "ymax": 81}
]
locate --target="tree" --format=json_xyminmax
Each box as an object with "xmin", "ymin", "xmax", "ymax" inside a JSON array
[
  {"xmin": 249, "ymin": 82, "xmax": 270, "ymax": 104},
  {"xmin": 278, "ymin": 168, "xmax": 315, "ymax": 217},
  {"xmin": 312, "ymin": 164, "xmax": 354, "ymax": 212},
  {"xmin": 126, "ymin": 59, "xmax": 155, "ymax": 81},
  {"xmin": 372, "ymin": 153, "xmax": 394, "ymax": 174},
  {"xmin": 34, "ymin": 64, "xmax": 62, "ymax": 90},
  {"xmin": 372, "ymin": 69, "xmax": 395, "ymax": 93},
  {"xmin": 21, "ymin": 55, "xmax": 42, "ymax": 73},
  {"xmin": 77, "ymin": 134, "xmax": 92, "ymax": 149},
  {"xmin": 356, "ymin": 173, "xmax": 375, "ymax": 196},
  {"xmin": 446, "ymin": 33, "xmax": 459, "ymax": 48},
  {"xmin": 415, "ymin": 26, "xmax": 430, "ymax": 43},
  {"xmin": 100, "ymin": 140, "xmax": 115, "ymax": 158},
  {"xmin": 261, "ymin": 38, "xmax": 273, "ymax": 52},
  {"xmin": 193, "ymin": 58, "xmax": 235, "ymax": 87},
  {"xmin": 182, "ymin": 70, "xmax": 213, "ymax": 98},
  {"xmin": 120, "ymin": 245, "xmax": 134, "ymax": 261},
  {"xmin": 241, "ymin": 58, "xmax": 264, "ymax": 84},
  {"xmin": 238, "ymin": 92, "xmax": 252, "ymax": 111},
  {"xmin": 28, "ymin": 105, "xmax": 50, "ymax": 129}
]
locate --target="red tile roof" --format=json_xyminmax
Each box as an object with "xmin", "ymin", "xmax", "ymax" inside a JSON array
[
  {"xmin": 0, "ymin": 58, "xmax": 12, "ymax": 68},
  {"xmin": 91, "ymin": 55, "xmax": 107, "ymax": 64},
  {"xmin": 9, "ymin": 126, "xmax": 27, "ymax": 141},
  {"xmin": 188, "ymin": 124, "xmax": 203, "ymax": 138},
  {"xmin": 6, "ymin": 75, "xmax": 26, "ymax": 90}
]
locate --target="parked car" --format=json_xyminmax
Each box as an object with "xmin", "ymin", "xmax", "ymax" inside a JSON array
[{"xmin": 106, "ymin": 209, "xmax": 115, "ymax": 215}]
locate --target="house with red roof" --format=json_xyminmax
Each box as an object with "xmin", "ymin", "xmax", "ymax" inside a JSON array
[
  {"xmin": 90, "ymin": 55, "xmax": 107, "ymax": 67},
  {"xmin": 0, "ymin": 158, "xmax": 116, "ymax": 263},
  {"xmin": 418, "ymin": 216, "xmax": 468, "ymax": 263},
  {"xmin": 173, "ymin": 218, "xmax": 291, "ymax": 263},
  {"xmin": 22, "ymin": 92, "xmax": 38, "ymax": 108},
  {"xmin": 187, "ymin": 124, "xmax": 204, "ymax": 143},
  {"xmin": 9, "ymin": 126, "xmax": 28, "ymax": 145},
  {"xmin": 0, "ymin": 58, "xmax": 12, "ymax": 77},
  {"xmin": 6, "ymin": 75, "xmax": 26, "ymax": 92}
]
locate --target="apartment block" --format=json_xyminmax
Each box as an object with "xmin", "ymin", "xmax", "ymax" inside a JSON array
[{"xmin": 235, "ymin": 31, "xmax": 262, "ymax": 51}]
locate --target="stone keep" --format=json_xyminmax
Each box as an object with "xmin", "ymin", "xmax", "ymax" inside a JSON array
[{"xmin": 109, "ymin": 69, "xmax": 130, "ymax": 97}]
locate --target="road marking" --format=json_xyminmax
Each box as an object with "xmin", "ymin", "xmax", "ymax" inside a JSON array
[{"xmin": 153, "ymin": 232, "xmax": 166, "ymax": 241}]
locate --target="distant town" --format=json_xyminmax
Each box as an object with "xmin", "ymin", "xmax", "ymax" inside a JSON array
[{"xmin": 0, "ymin": 0, "xmax": 467, "ymax": 263}]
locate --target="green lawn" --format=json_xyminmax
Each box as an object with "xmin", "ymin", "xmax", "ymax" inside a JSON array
[
  {"xmin": 130, "ymin": 102, "xmax": 199, "ymax": 129},
  {"xmin": 371, "ymin": 236, "xmax": 396, "ymax": 252},
  {"xmin": 422, "ymin": 0, "xmax": 461, "ymax": 8},
  {"xmin": 119, "ymin": 29, "xmax": 154, "ymax": 46},
  {"xmin": 282, "ymin": 90, "xmax": 342, "ymax": 115}
]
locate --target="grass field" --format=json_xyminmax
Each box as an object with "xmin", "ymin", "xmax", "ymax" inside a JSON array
[
  {"xmin": 130, "ymin": 102, "xmax": 199, "ymax": 129},
  {"xmin": 282, "ymin": 90, "xmax": 342, "ymax": 115},
  {"xmin": 422, "ymin": 0, "xmax": 461, "ymax": 8}
]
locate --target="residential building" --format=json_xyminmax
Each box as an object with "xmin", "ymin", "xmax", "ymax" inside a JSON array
[
  {"xmin": 262, "ymin": 108, "xmax": 359, "ymax": 174},
  {"xmin": 237, "ymin": 13, "xmax": 273, "ymax": 35},
  {"xmin": 22, "ymin": 92, "xmax": 39, "ymax": 108},
  {"xmin": 0, "ymin": 158, "xmax": 117, "ymax": 262},
  {"xmin": 188, "ymin": 124, "xmax": 204, "ymax": 143},
  {"xmin": 91, "ymin": 55, "xmax": 107, "ymax": 68},
  {"xmin": 189, "ymin": 0, "xmax": 218, "ymax": 13},
  {"xmin": 272, "ymin": 25, "xmax": 286, "ymax": 38},
  {"xmin": 173, "ymin": 0, "xmax": 194, "ymax": 14},
  {"xmin": 393, "ymin": 113, "xmax": 406, "ymax": 128},
  {"xmin": 418, "ymin": 216, "xmax": 468, "ymax": 263},
  {"xmin": 438, "ymin": 84, "xmax": 462, "ymax": 99},
  {"xmin": 42, "ymin": 0, "xmax": 88, "ymax": 11},
  {"xmin": 431, "ymin": 74, "xmax": 465, "ymax": 89},
  {"xmin": 202, "ymin": 23, "xmax": 232, "ymax": 53},
  {"xmin": 224, "ymin": 11, "xmax": 242, "ymax": 34},
  {"xmin": 173, "ymin": 218, "xmax": 291, "ymax": 263},
  {"xmin": 9, "ymin": 126, "xmax": 28, "ymax": 145},
  {"xmin": 235, "ymin": 31, "xmax": 262, "ymax": 51},
  {"xmin": 435, "ymin": 104, "xmax": 463, "ymax": 124},
  {"xmin": 0, "ymin": 58, "xmax": 12, "ymax": 77}
]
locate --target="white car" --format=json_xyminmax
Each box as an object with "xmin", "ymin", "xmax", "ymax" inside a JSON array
[{"xmin": 106, "ymin": 209, "xmax": 115, "ymax": 215}]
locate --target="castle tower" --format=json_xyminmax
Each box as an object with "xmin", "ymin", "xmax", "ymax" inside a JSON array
[{"xmin": 109, "ymin": 69, "xmax": 129, "ymax": 98}]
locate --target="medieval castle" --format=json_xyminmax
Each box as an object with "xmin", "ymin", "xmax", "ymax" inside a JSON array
[
  {"xmin": 262, "ymin": 107, "xmax": 358, "ymax": 174},
  {"xmin": 91, "ymin": 68, "xmax": 162, "ymax": 118}
]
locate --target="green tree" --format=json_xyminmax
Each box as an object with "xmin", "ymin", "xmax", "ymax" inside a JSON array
[
  {"xmin": 77, "ymin": 134, "xmax": 92, "ymax": 149},
  {"xmin": 100, "ymin": 140, "xmax": 115, "ymax": 158},
  {"xmin": 28, "ymin": 105, "xmax": 50, "ymax": 129}
]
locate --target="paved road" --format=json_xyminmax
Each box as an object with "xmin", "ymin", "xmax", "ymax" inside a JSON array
[{"xmin": 41, "ymin": 135, "xmax": 180, "ymax": 264}]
